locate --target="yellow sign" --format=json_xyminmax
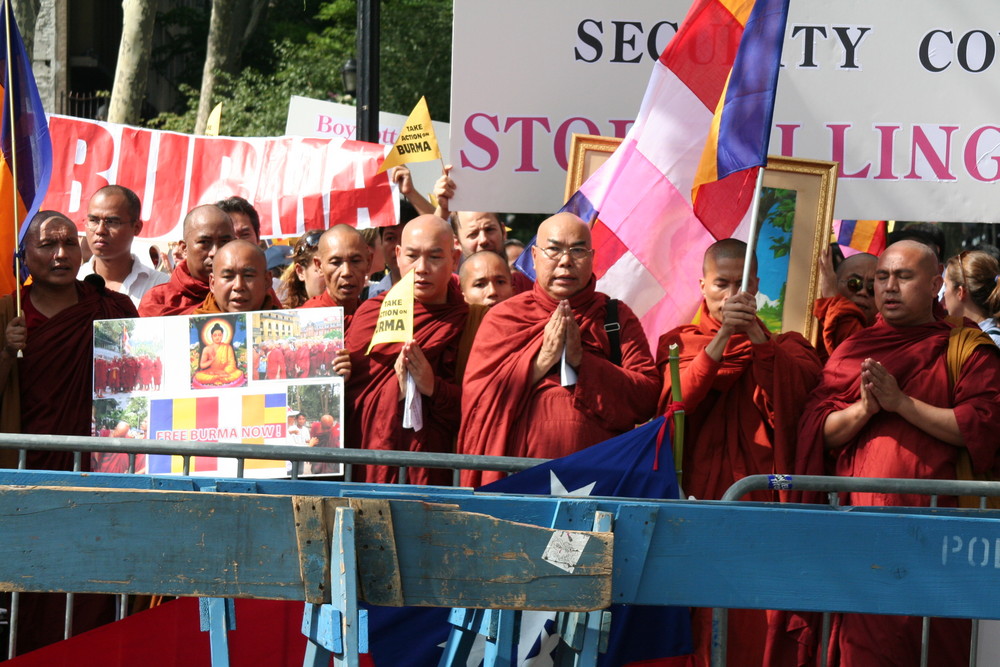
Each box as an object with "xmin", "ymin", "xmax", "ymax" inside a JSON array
[
  {"xmin": 377, "ymin": 96, "xmax": 441, "ymax": 173},
  {"xmin": 366, "ymin": 270, "xmax": 415, "ymax": 353},
  {"xmin": 205, "ymin": 103, "xmax": 223, "ymax": 136}
]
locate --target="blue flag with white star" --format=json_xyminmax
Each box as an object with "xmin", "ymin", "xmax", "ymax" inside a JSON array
[{"xmin": 364, "ymin": 417, "xmax": 693, "ymax": 666}]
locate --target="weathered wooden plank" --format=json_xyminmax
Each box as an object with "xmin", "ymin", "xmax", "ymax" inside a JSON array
[
  {"xmin": 294, "ymin": 495, "xmax": 348, "ymax": 604},
  {"xmin": 349, "ymin": 498, "xmax": 404, "ymax": 606},
  {"xmin": 0, "ymin": 485, "xmax": 307, "ymax": 600},
  {"xmin": 386, "ymin": 500, "xmax": 613, "ymax": 611}
]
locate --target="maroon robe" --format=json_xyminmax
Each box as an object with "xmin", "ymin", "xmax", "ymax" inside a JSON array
[
  {"xmin": 798, "ymin": 315, "xmax": 1000, "ymax": 666},
  {"xmin": 344, "ymin": 282, "xmax": 468, "ymax": 485},
  {"xmin": 0, "ymin": 281, "xmax": 136, "ymax": 653},
  {"xmin": 459, "ymin": 278, "xmax": 659, "ymax": 488},
  {"xmin": 6, "ymin": 281, "xmax": 138, "ymax": 469}
]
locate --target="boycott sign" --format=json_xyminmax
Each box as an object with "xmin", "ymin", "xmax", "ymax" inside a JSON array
[
  {"xmin": 452, "ymin": 0, "xmax": 1000, "ymax": 222},
  {"xmin": 285, "ymin": 95, "xmax": 451, "ymax": 196},
  {"xmin": 42, "ymin": 115, "xmax": 396, "ymax": 242},
  {"xmin": 90, "ymin": 308, "xmax": 346, "ymax": 478}
]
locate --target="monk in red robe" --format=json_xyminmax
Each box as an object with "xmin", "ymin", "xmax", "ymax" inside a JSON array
[
  {"xmin": 813, "ymin": 248, "xmax": 877, "ymax": 361},
  {"xmin": 138, "ymin": 205, "xmax": 235, "ymax": 316},
  {"xmin": 655, "ymin": 239, "xmax": 822, "ymax": 667},
  {"xmin": 0, "ymin": 211, "xmax": 138, "ymax": 468},
  {"xmin": 459, "ymin": 213, "xmax": 659, "ymax": 487},
  {"xmin": 344, "ymin": 215, "xmax": 468, "ymax": 485},
  {"xmin": 299, "ymin": 224, "xmax": 371, "ymax": 330},
  {"xmin": 799, "ymin": 240, "xmax": 1000, "ymax": 666},
  {"xmin": 265, "ymin": 342, "xmax": 286, "ymax": 379},
  {"xmin": 0, "ymin": 211, "xmax": 136, "ymax": 653},
  {"xmin": 192, "ymin": 240, "xmax": 278, "ymax": 313}
]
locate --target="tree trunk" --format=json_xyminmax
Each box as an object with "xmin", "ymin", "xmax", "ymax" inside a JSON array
[
  {"xmin": 224, "ymin": 0, "xmax": 267, "ymax": 72},
  {"xmin": 194, "ymin": 0, "xmax": 236, "ymax": 135},
  {"xmin": 11, "ymin": 0, "xmax": 40, "ymax": 59},
  {"xmin": 107, "ymin": 0, "xmax": 156, "ymax": 125}
]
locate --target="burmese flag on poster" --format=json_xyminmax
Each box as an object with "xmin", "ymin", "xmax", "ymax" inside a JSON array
[
  {"xmin": 0, "ymin": 0, "xmax": 52, "ymax": 294},
  {"xmin": 377, "ymin": 96, "xmax": 441, "ymax": 173},
  {"xmin": 367, "ymin": 270, "xmax": 414, "ymax": 353}
]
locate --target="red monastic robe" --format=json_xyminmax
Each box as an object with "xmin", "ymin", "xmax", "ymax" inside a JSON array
[
  {"xmin": 0, "ymin": 281, "xmax": 136, "ymax": 653},
  {"xmin": 344, "ymin": 282, "xmax": 468, "ymax": 485},
  {"xmin": 798, "ymin": 316, "xmax": 1000, "ymax": 666},
  {"xmin": 459, "ymin": 278, "xmax": 660, "ymax": 488},
  {"xmin": 1, "ymin": 282, "xmax": 138, "ymax": 469},
  {"xmin": 812, "ymin": 295, "xmax": 869, "ymax": 362},
  {"xmin": 138, "ymin": 260, "xmax": 208, "ymax": 317},
  {"xmin": 657, "ymin": 301, "xmax": 822, "ymax": 667},
  {"xmin": 511, "ymin": 269, "xmax": 533, "ymax": 295}
]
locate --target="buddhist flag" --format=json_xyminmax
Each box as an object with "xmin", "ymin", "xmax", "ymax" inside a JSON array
[
  {"xmin": 377, "ymin": 96, "xmax": 441, "ymax": 173},
  {"xmin": 523, "ymin": 0, "xmax": 789, "ymax": 346},
  {"xmin": 836, "ymin": 219, "xmax": 887, "ymax": 255},
  {"xmin": 366, "ymin": 269, "xmax": 414, "ymax": 353},
  {"xmin": 0, "ymin": 0, "xmax": 52, "ymax": 294},
  {"xmin": 204, "ymin": 102, "xmax": 223, "ymax": 136}
]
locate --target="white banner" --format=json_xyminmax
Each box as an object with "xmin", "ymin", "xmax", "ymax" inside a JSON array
[
  {"xmin": 451, "ymin": 0, "xmax": 1000, "ymax": 222},
  {"xmin": 286, "ymin": 96, "xmax": 451, "ymax": 200},
  {"xmin": 771, "ymin": 0, "xmax": 1000, "ymax": 222},
  {"xmin": 450, "ymin": 0, "xmax": 690, "ymax": 214}
]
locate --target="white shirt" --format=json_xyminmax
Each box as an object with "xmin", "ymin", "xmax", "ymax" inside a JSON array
[{"xmin": 78, "ymin": 253, "xmax": 171, "ymax": 307}]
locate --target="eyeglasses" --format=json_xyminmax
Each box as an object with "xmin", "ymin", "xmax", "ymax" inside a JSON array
[
  {"xmin": 85, "ymin": 216, "xmax": 129, "ymax": 230},
  {"xmin": 844, "ymin": 276, "xmax": 875, "ymax": 296},
  {"xmin": 292, "ymin": 230, "xmax": 323, "ymax": 260},
  {"xmin": 538, "ymin": 245, "xmax": 593, "ymax": 262}
]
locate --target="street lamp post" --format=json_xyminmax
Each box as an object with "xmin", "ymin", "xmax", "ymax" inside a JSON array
[
  {"xmin": 356, "ymin": 0, "xmax": 380, "ymax": 143},
  {"xmin": 341, "ymin": 58, "xmax": 357, "ymax": 98}
]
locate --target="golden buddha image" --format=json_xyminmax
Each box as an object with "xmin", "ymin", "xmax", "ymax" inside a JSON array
[{"xmin": 192, "ymin": 318, "xmax": 246, "ymax": 388}]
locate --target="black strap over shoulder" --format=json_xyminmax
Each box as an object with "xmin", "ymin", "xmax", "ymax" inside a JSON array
[{"xmin": 604, "ymin": 298, "xmax": 621, "ymax": 367}]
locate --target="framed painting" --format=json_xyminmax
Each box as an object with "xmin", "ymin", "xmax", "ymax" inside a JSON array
[{"xmin": 758, "ymin": 156, "xmax": 838, "ymax": 341}]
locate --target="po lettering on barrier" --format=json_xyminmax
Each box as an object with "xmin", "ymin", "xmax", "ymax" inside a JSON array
[{"xmin": 941, "ymin": 535, "xmax": 1000, "ymax": 568}]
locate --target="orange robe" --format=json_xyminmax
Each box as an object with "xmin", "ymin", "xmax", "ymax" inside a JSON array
[
  {"xmin": 138, "ymin": 260, "xmax": 208, "ymax": 316},
  {"xmin": 344, "ymin": 282, "xmax": 468, "ymax": 485},
  {"xmin": 656, "ymin": 301, "xmax": 822, "ymax": 667},
  {"xmin": 812, "ymin": 295, "xmax": 869, "ymax": 362},
  {"xmin": 459, "ymin": 278, "xmax": 659, "ymax": 488},
  {"xmin": 798, "ymin": 316, "xmax": 1000, "ymax": 666}
]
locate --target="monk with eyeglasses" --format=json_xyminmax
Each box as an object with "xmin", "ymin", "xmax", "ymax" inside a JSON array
[
  {"xmin": 813, "ymin": 245, "xmax": 878, "ymax": 361},
  {"xmin": 458, "ymin": 212, "xmax": 659, "ymax": 487}
]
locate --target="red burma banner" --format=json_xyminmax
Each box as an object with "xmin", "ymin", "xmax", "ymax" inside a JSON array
[{"xmin": 41, "ymin": 115, "xmax": 396, "ymax": 240}]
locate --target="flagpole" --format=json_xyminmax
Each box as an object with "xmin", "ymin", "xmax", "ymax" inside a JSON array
[{"xmin": 739, "ymin": 166, "xmax": 767, "ymax": 293}]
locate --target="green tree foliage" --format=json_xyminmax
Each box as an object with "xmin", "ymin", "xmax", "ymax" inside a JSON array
[{"xmin": 149, "ymin": 0, "xmax": 452, "ymax": 137}]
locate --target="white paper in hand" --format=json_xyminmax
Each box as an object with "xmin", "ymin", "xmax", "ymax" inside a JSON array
[
  {"xmin": 402, "ymin": 371, "xmax": 423, "ymax": 431},
  {"xmin": 560, "ymin": 346, "xmax": 577, "ymax": 387}
]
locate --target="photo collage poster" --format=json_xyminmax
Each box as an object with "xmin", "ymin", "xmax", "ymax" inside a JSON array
[{"xmin": 92, "ymin": 307, "xmax": 346, "ymax": 478}]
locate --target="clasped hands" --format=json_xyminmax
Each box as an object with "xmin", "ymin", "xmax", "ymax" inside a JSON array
[{"xmin": 532, "ymin": 301, "xmax": 581, "ymax": 383}]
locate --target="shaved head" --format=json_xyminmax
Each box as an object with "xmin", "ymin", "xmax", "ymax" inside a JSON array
[
  {"xmin": 23, "ymin": 210, "xmax": 75, "ymax": 245},
  {"xmin": 532, "ymin": 212, "xmax": 593, "ymax": 300},
  {"xmin": 460, "ymin": 250, "xmax": 513, "ymax": 307},
  {"xmin": 314, "ymin": 224, "xmax": 371, "ymax": 305},
  {"xmin": 836, "ymin": 252, "xmax": 878, "ymax": 324},
  {"xmin": 703, "ymin": 238, "xmax": 757, "ymax": 276},
  {"xmin": 875, "ymin": 240, "xmax": 943, "ymax": 327},
  {"xmin": 209, "ymin": 240, "xmax": 269, "ymax": 312},
  {"xmin": 397, "ymin": 215, "xmax": 460, "ymax": 304},
  {"xmin": 836, "ymin": 252, "xmax": 877, "ymax": 280}
]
